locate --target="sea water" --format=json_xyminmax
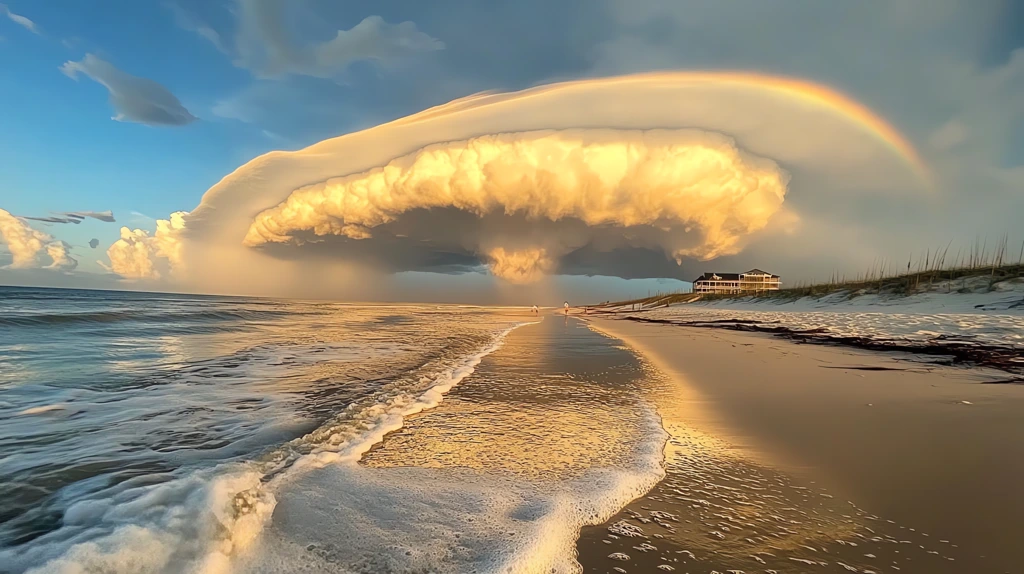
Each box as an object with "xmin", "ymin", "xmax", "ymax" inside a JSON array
[{"xmin": 0, "ymin": 287, "xmax": 664, "ymax": 573}]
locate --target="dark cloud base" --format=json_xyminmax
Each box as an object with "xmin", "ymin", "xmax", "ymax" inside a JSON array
[{"xmin": 251, "ymin": 207, "xmax": 706, "ymax": 280}]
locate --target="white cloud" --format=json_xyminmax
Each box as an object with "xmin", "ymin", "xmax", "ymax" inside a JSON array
[
  {"xmin": 1, "ymin": 3, "xmax": 39, "ymax": 34},
  {"xmin": 234, "ymin": 0, "xmax": 443, "ymax": 78},
  {"xmin": 0, "ymin": 209, "xmax": 77, "ymax": 270},
  {"xmin": 61, "ymin": 54, "xmax": 197, "ymax": 126},
  {"xmin": 121, "ymin": 71, "xmax": 934, "ymax": 296},
  {"xmin": 44, "ymin": 241, "xmax": 77, "ymax": 271},
  {"xmin": 103, "ymin": 212, "xmax": 188, "ymax": 279},
  {"xmin": 244, "ymin": 129, "xmax": 788, "ymax": 281}
]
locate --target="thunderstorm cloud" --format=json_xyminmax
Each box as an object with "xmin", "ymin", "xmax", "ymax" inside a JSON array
[
  {"xmin": 99, "ymin": 72, "xmax": 929, "ymax": 295},
  {"xmin": 244, "ymin": 129, "xmax": 788, "ymax": 283}
]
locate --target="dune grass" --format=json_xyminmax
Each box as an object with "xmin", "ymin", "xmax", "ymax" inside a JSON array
[
  {"xmin": 746, "ymin": 236, "xmax": 1024, "ymax": 301},
  {"xmin": 590, "ymin": 237, "xmax": 1024, "ymax": 308}
]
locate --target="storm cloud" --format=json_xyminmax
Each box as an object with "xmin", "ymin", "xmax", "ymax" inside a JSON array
[
  {"xmin": 102, "ymin": 72, "xmax": 931, "ymax": 296},
  {"xmin": 244, "ymin": 129, "xmax": 788, "ymax": 282}
]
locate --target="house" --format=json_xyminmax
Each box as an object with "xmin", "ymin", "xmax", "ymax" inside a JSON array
[{"xmin": 692, "ymin": 269, "xmax": 781, "ymax": 294}]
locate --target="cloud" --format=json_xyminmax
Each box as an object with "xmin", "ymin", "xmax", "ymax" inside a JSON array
[
  {"xmin": 165, "ymin": 2, "xmax": 228, "ymax": 54},
  {"xmin": 21, "ymin": 210, "xmax": 116, "ymax": 225},
  {"xmin": 118, "ymin": 71, "xmax": 936, "ymax": 298},
  {"xmin": 234, "ymin": 1, "xmax": 443, "ymax": 78},
  {"xmin": 0, "ymin": 209, "xmax": 77, "ymax": 270},
  {"xmin": 64, "ymin": 210, "xmax": 116, "ymax": 222},
  {"xmin": 244, "ymin": 129, "xmax": 788, "ymax": 281},
  {"xmin": 44, "ymin": 241, "xmax": 77, "ymax": 271},
  {"xmin": 103, "ymin": 212, "xmax": 188, "ymax": 279},
  {"xmin": 23, "ymin": 216, "xmax": 81, "ymax": 224},
  {"xmin": 1, "ymin": 3, "xmax": 39, "ymax": 34},
  {"xmin": 60, "ymin": 54, "xmax": 197, "ymax": 126}
]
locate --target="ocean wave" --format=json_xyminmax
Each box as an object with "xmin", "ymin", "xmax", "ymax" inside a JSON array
[
  {"xmin": 0, "ymin": 308, "xmax": 306, "ymax": 328},
  {"xmin": 239, "ymin": 407, "xmax": 667, "ymax": 574},
  {"xmin": 2, "ymin": 322, "xmax": 533, "ymax": 574}
]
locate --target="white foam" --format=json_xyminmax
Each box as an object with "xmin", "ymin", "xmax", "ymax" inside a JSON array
[
  {"xmin": 236, "ymin": 406, "xmax": 668, "ymax": 574},
  {"xmin": 16, "ymin": 404, "xmax": 66, "ymax": 416},
  {"xmin": 6, "ymin": 468, "xmax": 275, "ymax": 574},
  {"xmin": 7, "ymin": 322, "xmax": 532, "ymax": 574},
  {"xmin": 287, "ymin": 322, "xmax": 534, "ymax": 470}
]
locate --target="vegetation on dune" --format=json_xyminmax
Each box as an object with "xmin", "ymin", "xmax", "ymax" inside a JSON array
[{"xmin": 589, "ymin": 237, "xmax": 1024, "ymax": 309}]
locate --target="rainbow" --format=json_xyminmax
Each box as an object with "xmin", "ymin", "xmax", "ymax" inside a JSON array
[{"xmin": 399, "ymin": 71, "xmax": 931, "ymax": 186}]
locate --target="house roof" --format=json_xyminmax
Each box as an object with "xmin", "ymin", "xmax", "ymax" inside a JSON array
[
  {"xmin": 693, "ymin": 270, "xmax": 780, "ymax": 282},
  {"xmin": 693, "ymin": 272, "xmax": 740, "ymax": 282}
]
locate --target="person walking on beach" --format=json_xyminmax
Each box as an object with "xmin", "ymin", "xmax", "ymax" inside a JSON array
[{"xmin": 563, "ymin": 301, "xmax": 570, "ymax": 315}]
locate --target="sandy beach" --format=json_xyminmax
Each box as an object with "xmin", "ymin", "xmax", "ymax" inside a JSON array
[{"xmin": 578, "ymin": 318, "xmax": 1024, "ymax": 574}]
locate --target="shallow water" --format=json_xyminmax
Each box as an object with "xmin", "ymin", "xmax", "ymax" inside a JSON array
[{"xmin": 0, "ymin": 287, "xmax": 529, "ymax": 572}]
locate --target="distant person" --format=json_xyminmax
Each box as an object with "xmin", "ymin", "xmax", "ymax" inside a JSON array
[{"xmin": 563, "ymin": 301, "xmax": 570, "ymax": 315}]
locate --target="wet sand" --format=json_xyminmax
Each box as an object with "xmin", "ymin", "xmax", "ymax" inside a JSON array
[{"xmin": 578, "ymin": 318, "xmax": 1024, "ymax": 574}]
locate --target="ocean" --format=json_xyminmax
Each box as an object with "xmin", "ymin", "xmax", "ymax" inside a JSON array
[{"xmin": 0, "ymin": 287, "xmax": 663, "ymax": 573}]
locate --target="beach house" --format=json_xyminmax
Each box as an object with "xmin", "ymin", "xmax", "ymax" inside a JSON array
[{"xmin": 692, "ymin": 269, "xmax": 781, "ymax": 294}]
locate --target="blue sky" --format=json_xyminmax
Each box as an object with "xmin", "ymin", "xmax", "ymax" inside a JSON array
[
  {"xmin": 1, "ymin": 0, "xmax": 615, "ymax": 278},
  {"xmin": 1, "ymin": 1, "xmax": 1022, "ymax": 301}
]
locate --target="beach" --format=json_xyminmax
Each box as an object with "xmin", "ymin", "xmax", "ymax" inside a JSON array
[
  {"xmin": 579, "ymin": 318, "xmax": 1024, "ymax": 574},
  {"xmin": 4, "ymin": 287, "xmax": 1023, "ymax": 573}
]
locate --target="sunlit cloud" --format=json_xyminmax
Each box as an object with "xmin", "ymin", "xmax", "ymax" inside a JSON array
[
  {"xmin": 244, "ymin": 129, "xmax": 788, "ymax": 282},
  {"xmin": 0, "ymin": 209, "xmax": 77, "ymax": 270},
  {"xmin": 102, "ymin": 212, "xmax": 188, "ymax": 279},
  {"xmin": 106, "ymin": 71, "xmax": 927, "ymax": 295}
]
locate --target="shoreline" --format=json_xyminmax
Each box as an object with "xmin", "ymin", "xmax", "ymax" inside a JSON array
[
  {"xmin": 577, "ymin": 318, "xmax": 1024, "ymax": 573},
  {"xmin": 622, "ymin": 314, "xmax": 1024, "ymax": 379}
]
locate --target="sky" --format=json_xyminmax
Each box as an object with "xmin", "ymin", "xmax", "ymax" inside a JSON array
[{"xmin": 1, "ymin": 0, "xmax": 1022, "ymax": 304}]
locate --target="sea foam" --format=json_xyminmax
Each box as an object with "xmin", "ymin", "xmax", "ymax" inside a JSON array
[
  {"xmin": 6, "ymin": 323, "xmax": 534, "ymax": 574},
  {"xmin": 236, "ymin": 407, "xmax": 667, "ymax": 574}
]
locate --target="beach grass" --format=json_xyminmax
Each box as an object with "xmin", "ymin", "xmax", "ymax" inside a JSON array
[{"xmin": 590, "ymin": 237, "xmax": 1024, "ymax": 308}]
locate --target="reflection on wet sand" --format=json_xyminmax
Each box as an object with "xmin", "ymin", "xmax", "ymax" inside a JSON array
[
  {"xmin": 578, "ymin": 322, "xmax": 967, "ymax": 574},
  {"xmin": 364, "ymin": 318, "xmax": 649, "ymax": 479}
]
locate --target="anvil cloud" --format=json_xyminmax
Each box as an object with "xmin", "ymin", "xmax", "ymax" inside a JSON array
[
  {"xmin": 100, "ymin": 72, "xmax": 927, "ymax": 295},
  {"xmin": 243, "ymin": 130, "xmax": 788, "ymax": 282}
]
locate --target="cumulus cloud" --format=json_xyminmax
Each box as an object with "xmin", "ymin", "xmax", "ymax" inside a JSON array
[
  {"xmin": 44, "ymin": 241, "xmax": 77, "ymax": 271},
  {"xmin": 114, "ymin": 72, "xmax": 932, "ymax": 297},
  {"xmin": 244, "ymin": 129, "xmax": 788, "ymax": 282},
  {"xmin": 0, "ymin": 209, "xmax": 77, "ymax": 270},
  {"xmin": 234, "ymin": 0, "xmax": 443, "ymax": 78},
  {"xmin": 486, "ymin": 247, "xmax": 556, "ymax": 284},
  {"xmin": 103, "ymin": 212, "xmax": 188, "ymax": 279},
  {"xmin": 60, "ymin": 54, "xmax": 197, "ymax": 126},
  {"xmin": 1, "ymin": 3, "xmax": 38, "ymax": 34}
]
